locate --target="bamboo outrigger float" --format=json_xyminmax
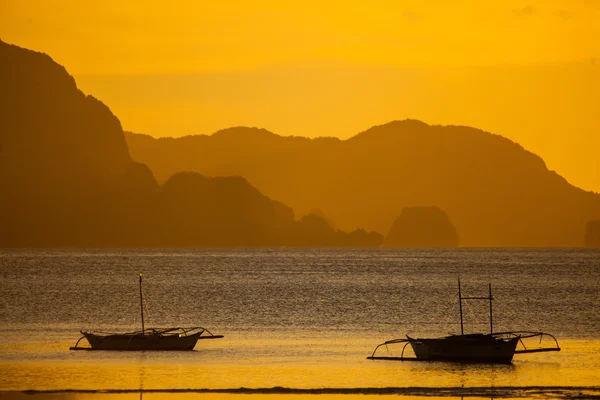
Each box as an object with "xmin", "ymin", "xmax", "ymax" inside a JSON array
[
  {"xmin": 70, "ymin": 274, "xmax": 223, "ymax": 351},
  {"xmin": 367, "ymin": 280, "xmax": 560, "ymax": 364}
]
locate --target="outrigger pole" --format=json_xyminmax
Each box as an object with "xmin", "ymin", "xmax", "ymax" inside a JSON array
[
  {"xmin": 458, "ymin": 279, "xmax": 494, "ymax": 335},
  {"xmin": 140, "ymin": 273, "xmax": 145, "ymax": 335}
]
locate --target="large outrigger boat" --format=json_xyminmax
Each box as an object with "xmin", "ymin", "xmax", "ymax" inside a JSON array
[
  {"xmin": 368, "ymin": 280, "xmax": 560, "ymax": 364},
  {"xmin": 70, "ymin": 274, "xmax": 223, "ymax": 351}
]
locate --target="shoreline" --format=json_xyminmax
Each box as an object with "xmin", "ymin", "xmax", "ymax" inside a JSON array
[{"xmin": 3, "ymin": 386, "xmax": 600, "ymax": 397}]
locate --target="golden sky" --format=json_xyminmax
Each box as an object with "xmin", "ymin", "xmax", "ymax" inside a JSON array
[{"xmin": 1, "ymin": 0, "xmax": 599, "ymax": 191}]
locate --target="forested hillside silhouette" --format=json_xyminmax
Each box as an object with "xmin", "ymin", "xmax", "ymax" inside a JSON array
[
  {"xmin": 0, "ymin": 40, "xmax": 380, "ymax": 247},
  {"xmin": 127, "ymin": 122, "xmax": 600, "ymax": 247}
]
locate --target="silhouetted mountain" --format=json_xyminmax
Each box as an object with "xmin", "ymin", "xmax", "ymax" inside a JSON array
[
  {"xmin": 384, "ymin": 206, "xmax": 459, "ymax": 247},
  {"xmin": 126, "ymin": 122, "xmax": 600, "ymax": 246},
  {"xmin": 585, "ymin": 221, "xmax": 600, "ymax": 248},
  {"xmin": 0, "ymin": 40, "xmax": 138, "ymax": 246},
  {"xmin": 155, "ymin": 172, "xmax": 294, "ymax": 247},
  {"xmin": 0, "ymin": 40, "xmax": 379, "ymax": 247},
  {"xmin": 306, "ymin": 209, "xmax": 338, "ymax": 230}
]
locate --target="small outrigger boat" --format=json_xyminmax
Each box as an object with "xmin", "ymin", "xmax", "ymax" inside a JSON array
[
  {"xmin": 368, "ymin": 280, "xmax": 560, "ymax": 364},
  {"xmin": 70, "ymin": 274, "xmax": 223, "ymax": 351}
]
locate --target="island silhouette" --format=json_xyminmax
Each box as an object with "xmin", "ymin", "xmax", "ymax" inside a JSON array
[
  {"xmin": 0, "ymin": 40, "xmax": 380, "ymax": 247},
  {"xmin": 2, "ymin": 38, "xmax": 599, "ymax": 247},
  {"xmin": 126, "ymin": 123, "xmax": 600, "ymax": 247}
]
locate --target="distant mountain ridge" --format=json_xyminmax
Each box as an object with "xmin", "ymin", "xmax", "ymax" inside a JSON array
[
  {"xmin": 3, "ymin": 37, "xmax": 598, "ymax": 247},
  {"xmin": 0, "ymin": 39, "xmax": 380, "ymax": 247},
  {"xmin": 126, "ymin": 122, "xmax": 600, "ymax": 247}
]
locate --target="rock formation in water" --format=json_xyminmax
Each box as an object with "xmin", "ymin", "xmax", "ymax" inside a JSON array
[
  {"xmin": 126, "ymin": 121, "xmax": 600, "ymax": 247},
  {"xmin": 584, "ymin": 220, "xmax": 600, "ymax": 248},
  {"xmin": 383, "ymin": 206, "xmax": 459, "ymax": 248}
]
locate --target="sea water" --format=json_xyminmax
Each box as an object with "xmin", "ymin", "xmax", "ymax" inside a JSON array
[{"xmin": 0, "ymin": 248, "xmax": 599, "ymax": 396}]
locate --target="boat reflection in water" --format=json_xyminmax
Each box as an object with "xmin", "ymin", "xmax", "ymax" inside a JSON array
[
  {"xmin": 70, "ymin": 274, "xmax": 223, "ymax": 351},
  {"xmin": 368, "ymin": 280, "xmax": 560, "ymax": 364}
]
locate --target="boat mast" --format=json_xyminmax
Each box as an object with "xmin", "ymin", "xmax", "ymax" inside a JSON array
[
  {"xmin": 489, "ymin": 283, "xmax": 493, "ymax": 334},
  {"xmin": 139, "ymin": 273, "xmax": 145, "ymax": 334},
  {"xmin": 458, "ymin": 279, "xmax": 464, "ymax": 335},
  {"xmin": 459, "ymin": 280, "xmax": 495, "ymax": 336}
]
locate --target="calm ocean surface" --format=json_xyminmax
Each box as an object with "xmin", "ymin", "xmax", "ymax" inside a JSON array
[{"xmin": 0, "ymin": 248, "xmax": 599, "ymax": 396}]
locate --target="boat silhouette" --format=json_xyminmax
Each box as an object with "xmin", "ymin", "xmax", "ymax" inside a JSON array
[
  {"xmin": 368, "ymin": 279, "xmax": 560, "ymax": 363},
  {"xmin": 70, "ymin": 274, "xmax": 223, "ymax": 350}
]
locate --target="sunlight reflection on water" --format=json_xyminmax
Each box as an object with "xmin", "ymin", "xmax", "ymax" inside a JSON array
[{"xmin": 0, "ymin": 248, "xmax": 598, "ymax": 391}]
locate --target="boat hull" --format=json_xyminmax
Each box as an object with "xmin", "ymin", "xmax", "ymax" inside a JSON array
[
  {"xmin": 84, "ymin": 332, "xmax": 201, "ymax": 350},
  {"xmin": 409, "ymin": 335, "xmax": 519, "ymax": 363}
]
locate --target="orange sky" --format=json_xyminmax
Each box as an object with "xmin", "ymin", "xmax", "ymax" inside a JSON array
[{"xmin": 1, "ymin": 1, "xmax": 599, "ymax": 192}]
